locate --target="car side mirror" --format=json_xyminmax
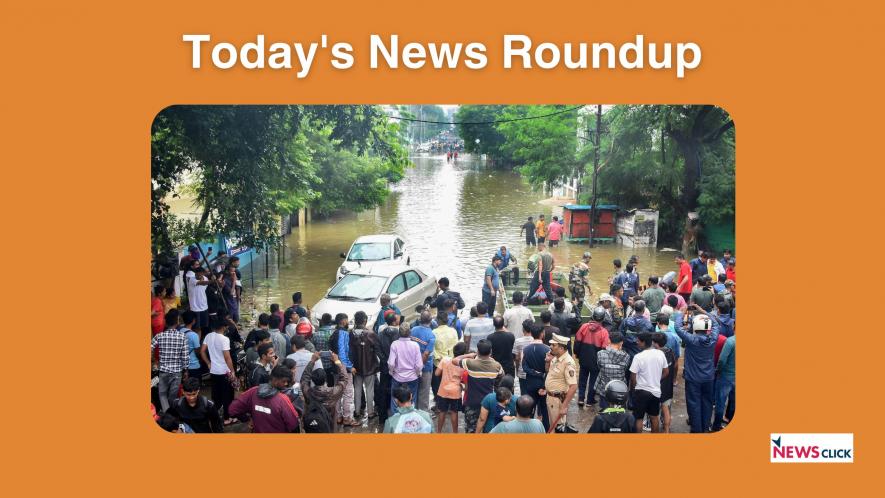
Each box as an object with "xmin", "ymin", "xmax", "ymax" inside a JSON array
[
  {"xmin": 340, "ymin": 252, "xmax": 346, "ymax": 259},
  {"xmin": 389, "ymin": 293, "xmax": 400, "ymax": 300},
  {"xmin": 395, "ymin": 252, "xmax": 403, "ymax": 258}
]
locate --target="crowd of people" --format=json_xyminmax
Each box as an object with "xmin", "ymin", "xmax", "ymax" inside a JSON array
[{"xmin": 151, "ymin": 237, "xmax": 735, "ymax": 435}]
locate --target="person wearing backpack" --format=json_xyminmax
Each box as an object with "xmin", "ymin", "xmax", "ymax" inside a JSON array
[
  {"xmin": 349, "ymin": 311, "xmax": 380, "ymax": 420},
  {"xmin": 300, "ymin": 351, "xmax": 348, "ymax": 432},
  {"xmin": 229, "ymin": 365, "xmax": 300, "ymax": 433},
  {"xmin": 383, "ymin": 386, "xmax": 433, "ymax": 433},
  {"xmin": 588, "ymin": 380, "xmax": 636, "ymax": 433},
  {"xmin": 432, "ymin": 277, "xmax": 466, "ymax": 311}
]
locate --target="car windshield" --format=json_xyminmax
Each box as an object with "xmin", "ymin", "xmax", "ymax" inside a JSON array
[
  {"xmin": 327, "ymin": 274, "xmax": 387, "ymax": 301},
  {"xmin": 347, "ymin": 242, "xmax": 391, "ymax": 261}
]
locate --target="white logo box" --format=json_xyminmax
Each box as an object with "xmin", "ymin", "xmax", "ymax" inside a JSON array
[{"xmin": 770, "ymin": 433, "xmax": 853, "ymax": 463}]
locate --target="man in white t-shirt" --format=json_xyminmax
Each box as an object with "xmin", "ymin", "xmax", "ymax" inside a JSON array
[
  {"xmin": 463, "ymin": 302, "xmax": 495, "ymax": 352},
  {"xmin": 186, "ymin": 266, "xmax": 210, "ymax": 333},
  {"xmin": 199, "ymin": 316, "xmax": 237, "ymax": 424},
  {"xmin": 503, "ymin": 291, "xmax": 534, "ymax": 342},
  {"xmin": 628, "ymin": 331, "xmax": 669, "ymax": 433}
]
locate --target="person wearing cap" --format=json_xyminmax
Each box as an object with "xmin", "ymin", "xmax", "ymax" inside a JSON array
[
  {"xmin": 721, "ymin": 280, "xmax": 736, "ymax": 311},
  {"xmin": 482, "ymin": 255, "xmax": 502, "ymax": 317},
  {"xmin": 542, "ymin": 333, "xmax": 578, "ymax": 433},
  {"xmin": 374, "ymin": 294, "xmax": 403, "ymax": 333},
  {"xmin": 568, "ymin": 252, "xmax": 592, "ymax": 315},
  {"xmin": 587, "ymin": 380, "xmax": 636, "ymax": 433},
  {"xmin": 597, "ymin": 292, "xmax": 618, "ymax": 332}
]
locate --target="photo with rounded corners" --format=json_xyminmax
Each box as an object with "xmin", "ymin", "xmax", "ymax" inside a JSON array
[{"xmin": 150, "ymin": 104, "xmax": 735, "ymax": 435}]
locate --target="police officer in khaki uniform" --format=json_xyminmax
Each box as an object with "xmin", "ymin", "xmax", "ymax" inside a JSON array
[{"xmin": 541, "ymin": 333, "xmax": 578, "ymax": 433}]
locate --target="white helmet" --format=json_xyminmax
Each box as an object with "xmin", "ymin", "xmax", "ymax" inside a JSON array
[{"xmin": 692, "ymin": 314, "xmax": 712, "ymax": 332}]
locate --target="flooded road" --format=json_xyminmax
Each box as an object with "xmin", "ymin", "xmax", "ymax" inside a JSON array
[
  {"xmin": 216, "ymin": 152, "xmax": 693, "ymax": 433},
  {"xmin": 241, "ymin": 153, "xmax": 679, "ymax": 321}
]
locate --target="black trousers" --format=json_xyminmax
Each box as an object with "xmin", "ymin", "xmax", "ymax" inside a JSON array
[
  {"xmin": 376, "ymin": 369, "xmax": 393, "ymax": 425},
  {"xmin": 210, "ymin": 373, "xmax": 234, "ymax": 419},
  {"xmin": 522, "ymin": 377, "xmax": 549, "ymax": 431}
]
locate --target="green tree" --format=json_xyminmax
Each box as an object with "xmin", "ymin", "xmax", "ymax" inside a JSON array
[
  {"xmin": 454, "ymin": 105, "xmax": 509, "ymax": 163},
  {"xmin": 150, "ymin": 105, "xmax": 409, "ymax": 255},
  {"xmin": 496, "ymin": 105, "xmax": 578, "ymax": 189},
  {"xmin": 579, "ymin": 105, "xmax": 734, "ymax": 244}
]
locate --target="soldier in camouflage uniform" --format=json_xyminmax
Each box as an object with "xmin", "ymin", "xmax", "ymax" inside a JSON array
[{"xmin": 569, "ymin": 252, "xmax": 593, "ymax": 315}]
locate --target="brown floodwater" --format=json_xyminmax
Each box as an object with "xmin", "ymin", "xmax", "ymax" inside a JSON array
[{"xmin": 237, "ymin": 153, "xmax": 680, "ymax": 323}]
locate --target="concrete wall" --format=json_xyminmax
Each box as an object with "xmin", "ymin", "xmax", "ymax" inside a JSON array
[{"xmin": 617, "ymin": 209, "xmax": 659, "ymax": 247}]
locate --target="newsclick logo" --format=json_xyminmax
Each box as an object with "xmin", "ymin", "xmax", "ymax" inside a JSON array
[{"xmin": 770, "ymin": 433, "xmax": 853, "ymax": 463}]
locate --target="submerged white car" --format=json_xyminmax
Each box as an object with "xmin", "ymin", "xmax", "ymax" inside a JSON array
[
  {"xmin": 336, "ymin": 234, "xmax": 410, "ymax": 280},
  {"xmin": 313, "ymin": 264, "xmax": 437, "ymax": 331}
]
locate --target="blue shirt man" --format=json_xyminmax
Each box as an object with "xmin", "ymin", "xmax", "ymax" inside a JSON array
[
  {"xmin": 672, "ymin": 310, "xmax": 720, "ymax": 382},
  {"xmin": 409, "ymin": 324, "xmax": 437, "ymax": 372},
  {"xmin": 689, "ymin": 256, "xmax": 708, "ymax": 284},
  {"xmin": 495, "ymin": 247, "xmax": 517, "ymax": 271},
  {"xmin": 336, "ymin": 327, "xmax": 353, "ymax": 369},
  {"xmin": 179, "ymin": 324, "xmax": 201, "ymax": 371},
  {"xmin": 673, "ymin": 308, "xmax": 721, "ymax": 433},
  {"xmin": 484, "ymin": 263, "xmax": 500, "ymax": 291}
]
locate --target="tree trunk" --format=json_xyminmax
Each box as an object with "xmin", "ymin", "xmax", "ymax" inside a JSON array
[{"xmin": 677, "ymin": 137, "xmax": 700, "ymax": 212}]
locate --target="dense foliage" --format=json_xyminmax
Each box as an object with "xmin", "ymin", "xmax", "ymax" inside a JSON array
[
  {"xmin": 151, "ymin": 105, "xmax": 409, "ymax": 255},
  {"xmin": 454, "ymin": 104, "xmax": 734, "ymax": 244}
]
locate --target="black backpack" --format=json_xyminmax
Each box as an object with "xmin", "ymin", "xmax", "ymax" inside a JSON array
[
  {"xmin": 595, "ymin": 412, "xmax": 634, "ymax": 433},
  {"xmin": 302, "ymin": 398, "xmax": 333, "ymax": 433}
]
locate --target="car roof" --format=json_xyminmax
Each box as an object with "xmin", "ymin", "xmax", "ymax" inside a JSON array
[
  {"xmin": 353, "ymin": 234, "xmax": 401, "ymax": 243},
  {"xmin": 344, "ymin": 264, "xmax": 422, "ymax": 277}
]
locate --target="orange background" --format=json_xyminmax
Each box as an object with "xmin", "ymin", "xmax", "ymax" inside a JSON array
[{"xmin": 2, "ymin": 0, "xmax": 882, "ymax": 494}]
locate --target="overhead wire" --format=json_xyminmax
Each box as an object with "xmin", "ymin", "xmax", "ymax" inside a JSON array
[{"xmin": 386, "ymin": 105, "xmax": 585, "ymax": 126}]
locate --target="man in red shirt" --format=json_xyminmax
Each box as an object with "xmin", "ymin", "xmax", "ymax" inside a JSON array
[
  {"xmin": 726, "ymin": 259, "xmax": 736, "ymax": 282},
  {"xmin": 713, "ymin": 331, "xmax": 728, "ymax": 365},
  {"xmin": 675, "ymin": 253, "xmax": 693, "ymax": 302}
]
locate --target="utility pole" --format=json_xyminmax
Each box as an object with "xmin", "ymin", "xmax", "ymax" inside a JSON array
[{"xmin": 589, "ymin": 104, "xmax": 602, "ymax": 248}]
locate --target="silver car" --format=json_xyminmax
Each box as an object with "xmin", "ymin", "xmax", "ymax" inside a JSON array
[
  {"xmin": 336, "ymin": 234, "xmax": 411, "ymax": 280},
  {"xmin": 313, "ymin": 264, "xmax": 437, "ymax": 330}
]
